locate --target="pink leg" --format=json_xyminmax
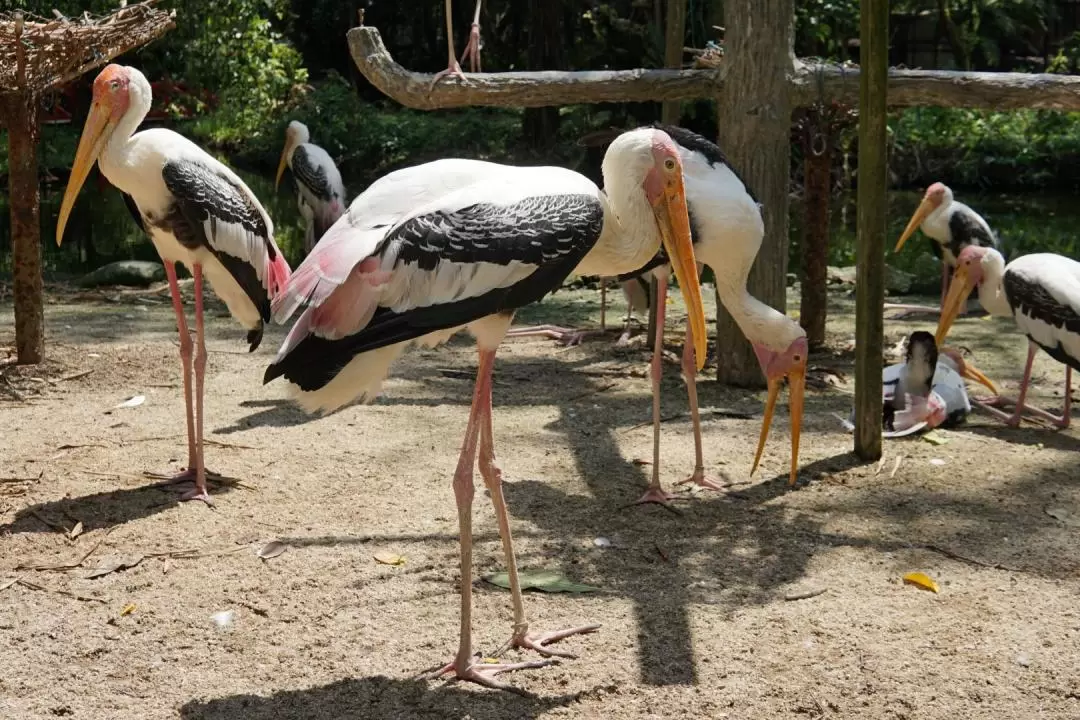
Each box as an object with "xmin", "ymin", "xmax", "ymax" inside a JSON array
[
  {"xmin": 474, "ymin": 352, "xmax": 599, "ymax": 660},
  {"xmin": 1004, "ymin": 359, "xmax": 1073, "ymax": 429},
  {"xmin": 459, "ymin": 0, "xmax": 482, "ymax": 72},
  {"xmin": 982, "ymin": 341, "xmax": 1039, "ymax": 428},
  {"xmin": 674, "ymin": 327, "xmax": 727, "ymax": 491},
  {"xmin": 177, "ymin": 265, "xmax": 212, "ymax": 505},
  {"xmin": 150, "ymin": 264, "xmax": 197, "ymax": 484},
  {"xmin": 427, "ymin": 349, "xmax": 561, "ymax": 694},
  {"xmin": 432, "ymin": 0, "xmax": 468, "ymax": 87},
  {"xmin": 633, "ymin": 276, "xmax": 678, "ymax": 507},
  {"xmin": 504, "ymin": 324, "xmax": 597, "ymax": 347}
]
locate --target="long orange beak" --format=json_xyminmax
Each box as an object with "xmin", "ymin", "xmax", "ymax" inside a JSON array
[
  {"xmin": 57, "ymin": 102, "xmax": 113, "ymax": 246},
  {"xmin": 960, "ymin": 360, "xmax": 998, "ymax": 396},
  {"xmin": 274, "ymin": 136, "xmax": 295, "ymax": 191},
  {"xmin": 751, "ymin": 360, "xmax": 807, "ymax": 487},
  {"xmin": 652, "ymin": 171, "xmax": 707, "ymax": 371},
  {"xmin": 935, "ymin": 263, "xmax": 977, "ymax": 346},
  {"xmin": 894, "ymin": 196, "xmax": 936, "ymax": 253}
]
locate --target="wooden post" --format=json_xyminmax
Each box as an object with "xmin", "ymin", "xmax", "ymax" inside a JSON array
[
  {"xmin": 714, "ymin": 0, "xmax": 794, "ymax": 387},
  {"xmin": 854, "ymin": 0, "xmax": 888, "ymax": 460},
  {"xmin": 9, "ymin": 14, "xmax": 44, "ymax": 365},
  {"xmin": 798, "ymin": 112, "xmax": 832, "ymax": 350},
  {"xmin": 648, "ymin": 0, "xmax": 687, "ymax": 350}
]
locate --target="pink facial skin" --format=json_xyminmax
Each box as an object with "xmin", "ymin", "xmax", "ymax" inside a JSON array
[
  {"xmin": 925, "ymin": 182, "xmax": 947, "ymax": 209},
  {"xmin": 753, "ymin": 336, "xmax": 809, "ymax": 381},
  {"xmin": 643, "ymin": 131, "xmax": 681, "ymax": 205},
  {"xmin": 92, "ymin": 64, "xmax": 132, "ymax": 123},
  {"xmin": 954, "ymin": 244, "xmax": 991, "ymax": 286}
]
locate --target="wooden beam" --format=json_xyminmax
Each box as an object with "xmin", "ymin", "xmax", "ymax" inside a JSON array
[
  {"xmin": 348, "ymin": 26, "xmax": 1080, "ymax": 111},
  {"xmin": 7, "ymin": 94, "xmax": 44, "ymax": 365},
  {"xmin": 854, "ymin": 0, "xmax": 888, "ymax": 461}
]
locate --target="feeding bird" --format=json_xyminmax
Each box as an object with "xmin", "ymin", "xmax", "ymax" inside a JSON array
[
  {"xmin": 936, "ymin": 246, "xmax": 1079, "ymax": 429},
  {"xmin": 263, "ymin": 128, "xmax": 707, "ymax": 692},
  {"xmin": 56, "ymin": 65, "xmax": 291, "ymax": 504},
  {"xmin": 432, "ymin": 0, "xmax": 483, "ymax": 85},
  {"xmin": 275, "ymin": 120, "xmax": 347, "ymax": 255},
  {"xmin": 872, "ymin": 331, "xmax": 997, "ymax": 436},
  {"xmin": 893, "ymin": 182, "xmax": 1001, "ymax": 314},
  {"xmin": 511, "ymin": 125, "xmax": 807, "ymax": 502}
]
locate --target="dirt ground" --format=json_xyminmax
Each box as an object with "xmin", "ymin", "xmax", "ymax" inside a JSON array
[{"xmin": 1, "ymin": 280, "xmax": 1079, "ymax": 720}]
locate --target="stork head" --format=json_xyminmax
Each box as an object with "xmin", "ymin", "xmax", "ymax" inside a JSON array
[
  {"xmin": 57, "ymin": 64, "xmax": 149, "ymax": 246},
  {"xmin": 749, "ymin": 328, "xmax": 808, "ymax": 488},
  {"xmin": 895, "ymin": 181, "xmax": 953, "ymax": 253},
  {"xmin": 935, "ymin": 244, "xmax": 1002, "ymax": 346},
  {"xmin": 604, "ymin": 127, "xmax": 707, "ymax": 372},
  {"xmin": 276, "ymin": 120, "xmax": 311, "ymax": 190}
]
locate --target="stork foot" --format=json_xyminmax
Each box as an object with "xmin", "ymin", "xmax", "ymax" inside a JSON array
[
  {"xmin": 498, "ymin": 623, "xmax": 601, "ymax": 659},
  {"xmin": 145, "ymin": 467, "xmax": 219, "ymax": 506},
  {"xmin": 506, "ymin": 324, "xmax": 595, "ymax": 347},
  {"xmin": 425, "ymin": 654, "xmax": 559, "ymax": 695},
  {"xmin": 431, "ymin": 61, "xmax": 468, "ymax": 89},
  {"xmin": 674, "ymin": 468, "xmax": 730, "ymax": 491},
  {"xmin": 627, "ymin": 486, "xmax": 682, "ymax": 512}
]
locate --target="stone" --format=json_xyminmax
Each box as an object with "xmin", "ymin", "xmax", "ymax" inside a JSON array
[{"xmin": 78, "ymin": 260, "xmax": 165, "ymax": 288}]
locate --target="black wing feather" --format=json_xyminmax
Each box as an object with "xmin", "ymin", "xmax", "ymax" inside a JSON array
[
  {"xmin": 946, "ymin": 209, "xmax": 999, "ymax": 260},
  {"xmin": 120, "ymin": 191, "xmax": 146, "ymax": 234},
  {"xmin": 1003, "ymin": 269, "xmax": 1080, "ymax": 370},
  {"xmin": 265, "ymin": 194, "xmax": 604, "ymax": 390},
  {"xmin": 292, "ymin": 146, "xmax": 334, "ymax": 203}
]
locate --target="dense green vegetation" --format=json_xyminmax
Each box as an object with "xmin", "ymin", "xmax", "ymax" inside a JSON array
[{"xmin": 4, "ymin": 1, "xmax": 1080, "ymax": 193}]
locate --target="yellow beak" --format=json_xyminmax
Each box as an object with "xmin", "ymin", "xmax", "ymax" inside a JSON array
[
  {"xmin": 935, "ymin": 263, "xmax": 976, "ymax": 346},
  {"xmin": 960, "ymin": 359, "xmax": 999, "ymax": 396},
  {"xmin": 652, "ymin": 171, "xmax": 707, "ymax": 372},
  {"xmin": 275, "ymin": 138, "xmax": 294, "ymax": 191},
  {"xmin": 750, "ymin": 361, "xmax": 806, "ymax": 487},
  {"xmin": 57, "ymin": 102, "xmax": 113, "ymax": 246},
  {"xmin": 894, "ymin": 196, "xmax": 936, "ymax": 253}
]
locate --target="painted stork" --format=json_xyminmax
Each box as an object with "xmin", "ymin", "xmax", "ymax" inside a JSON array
[
  {"xmin": 56, "ymin": 65, "xmax": 291, "ymax": 504},
  {"xmin": 275, "ymin": 120, "xmax": 346, "ymax": 255},
  {"xmin": 872, "ymin": 331, "xmax": 997, "ymax": 435},
  {"xmin": 892, "ymin": 182, "xmax": 1001, "ymax": 314},
  {"xmin": 433, "ymin": 0, "xmax": 483, "ymax": 84},
  {"xmin": 511, "ymin": 125, "xmax": 808, "ymax": 502},
  {"xmin": 936, "ymin": 246, "xmax": 1080, "ymax": 428},
  {"xmin": 262, "ymin": 128, "xmax": 707, "ymax": 691}
]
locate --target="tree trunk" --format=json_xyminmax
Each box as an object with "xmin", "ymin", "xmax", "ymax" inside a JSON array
[
  {"xmin": 799, "ymin": 120, "xmax": 832, "ymax": 350},
  {"xmin": 522, "ymin": 0, "xmax": 562, "ymax": 151},
  {"xmin": 714, "ymin": 0, "xmax": 795, "ymax": 388},
  {"xmin": 7, "ymin": 93, "xmax": 44, "ymax": 365},
  {"xmin": 854, "ymin": 0, "xmax": 888, "ymax": 461}
]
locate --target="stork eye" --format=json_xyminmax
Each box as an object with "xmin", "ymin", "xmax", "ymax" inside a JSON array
[
  {"xmin": 793, "ymin": 354, "xmax": 802, "ymax": 362},
  {"xmin": 109, "ymin": 80, "xmax": 121, "ymax": 91},
  {"xmin": 663, "ymin": 158, "xmax": 676, "ymax": 172}
]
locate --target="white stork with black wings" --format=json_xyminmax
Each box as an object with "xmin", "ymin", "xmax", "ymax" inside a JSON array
[
  {"xmin": 937, "ymin": 247, "xmax": 1080, "ymax": 428},
  {"xmin": 56, "ymin": 64, "xmax": 291, "ymax": 505},
  {"xmin": 276, "ymin": 121, "xmax": 346, "ymax": 254},
  {"xmin": 264, "ymin": 128, "xmax": 707, "ymax": 693}
]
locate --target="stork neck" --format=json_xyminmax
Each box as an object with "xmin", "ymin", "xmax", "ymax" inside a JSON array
[
  {"xmin": 977, "ymin": 267, "xmax": 1012, "ymax": 317},
  {"xmin": 712, "ymin": 258, "xmax": 795, "ymax": 352},
  {"xmin": 576, "ymin": 192, "xmax": 662, "ymax": 277}
]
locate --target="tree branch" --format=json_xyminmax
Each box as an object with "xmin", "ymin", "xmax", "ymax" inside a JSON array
[{"xmin": 349, "ymin": 26, "xmax": 1080, "ymax": 112}]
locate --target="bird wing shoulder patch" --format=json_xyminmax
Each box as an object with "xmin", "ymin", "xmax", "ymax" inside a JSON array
[
  {"xmin": 292, "ymin": 146, "xmax": 333, "ymax": 202},
  {"xmin": 161, "ymin": 159, "xmax": 271, "ymax": 249},
  {"xmin": 1004, "ymin": 270, "xmax": 1080, "ymax": 336},
  {"xmin": 385, "ymin": 193, "xmax": 604, "ymax": 271}
]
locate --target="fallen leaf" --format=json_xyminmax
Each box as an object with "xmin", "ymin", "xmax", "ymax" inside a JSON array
[
  {"xmin": 922, "ymin": 431, "xmax": 949, "ymax": 446},
  {"xmin": 592, "ymin": 537, "xmax": 612, "ymax": 548},
  {"xmin": 114, "ymin": 395, "xmax": 145, "ymax": 409},
  {"xmin": 902, "ymin": 571, "xmax": 939, "ymax": 593},
  {"xmin": 211, "ymin": 609, "xmax": 235, "ymax": 628},
  {"xmin": 255, "ymin": 540, "xmax": 288, "ymax": 560},
  {"xmin": 84, "ymin": 555, "xmax": 144, "ymax": 580},
  {"xmin": 0, "ymin": 577, "xmax": 17, "ymax": 592},
  {"xmin": 483, "ymin": 570, "xmax": 599, "ymax": 593},
  {"xmin": 929, "ymin": 458, "xmax": 946, "ymax": 466},
  {"xmin": 631, "ymin": 458, "xmax": 651, "ymax": 466},
  {"xmin": 120, "ymin": 603, "xmax": 136, "ymax": 616},
  {"xmin": 1044, "ymin": 507, "xmax": 1080, "ymax": 528},
  {"xmin": 67, "ymin": 521, "xmax": 84, "ymax": 540},
  {"xmin": 373, "ymin": 551, "xmax": 406, "ymax": 566}
]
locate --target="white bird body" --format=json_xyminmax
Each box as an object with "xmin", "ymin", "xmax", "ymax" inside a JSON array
[
  {"xmin": 278, "ymin": 121, "xmax": 347, "ymax": 253},
  {"xmin": 264, "ymin": 126, "xmax": 705, "ymax": 693},
  {"xmin": 938, "ymin": 246, "xmax": 1080, "ymax": 428}
]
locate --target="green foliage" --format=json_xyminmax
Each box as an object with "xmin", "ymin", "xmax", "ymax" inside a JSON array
[{"xmin": 794, "ymin": 0, "xmax": 861, "ymax": 59}]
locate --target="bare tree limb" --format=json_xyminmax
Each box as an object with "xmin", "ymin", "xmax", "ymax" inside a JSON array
[{"xmin": 348, "ymin": 26, "xmax": 1080, "ymax": 112}]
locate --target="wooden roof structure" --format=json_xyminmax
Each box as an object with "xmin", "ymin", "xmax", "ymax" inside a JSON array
[{"xmin": 0, "ymin": 0, "xmax": 174, "ymax": 97}]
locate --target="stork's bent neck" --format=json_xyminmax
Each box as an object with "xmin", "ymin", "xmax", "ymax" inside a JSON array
[
  {"xmin": 574, "ymin": 193, "xmax": 660, "ymax": 277},
  {"xmin": 100, "ymin": 73, "xmax": 152, "ymax": 181}
]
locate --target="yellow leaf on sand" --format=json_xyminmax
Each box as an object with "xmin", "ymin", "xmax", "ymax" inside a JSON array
[
  {"xmin": 120, "ymin": 603, "xmax": 136, "ymax": 616},
  {"xmin": 373, "ymin": 551, "xmax": 406, "ymax": 566},
  {"xmin": 902, "ymin": 572, "xmax": 939, "ymax": 593}
]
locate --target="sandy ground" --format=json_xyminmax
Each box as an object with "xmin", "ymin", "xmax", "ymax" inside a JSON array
[{"xmin": 1, "ymin": 281, "xmax": 1079, "ymax": 720}]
